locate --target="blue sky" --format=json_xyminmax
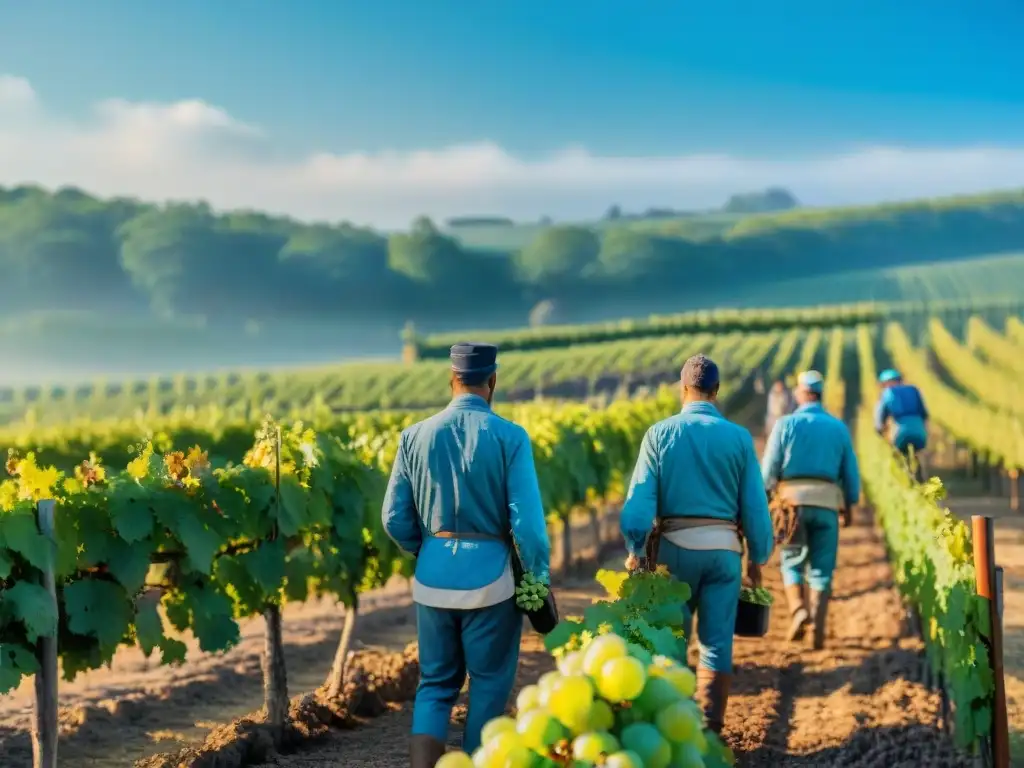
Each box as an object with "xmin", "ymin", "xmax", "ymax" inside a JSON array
[
  {"xmin": 3, "ymin": 0, "xmax": 1022, "ymax": 156},
  {"xmin": 1, "ymin": 1, "xmax": 1024, "ymax": 225}
]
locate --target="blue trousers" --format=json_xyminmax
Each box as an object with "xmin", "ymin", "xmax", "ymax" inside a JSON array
[
  {"xmin": 413, "ymin": 599, "xmax": 522, "ymax": 753},
  {"xmin": 657, "ymin": 542, "xmax": 741, "ymax": 674},
  {"xmin": 780, "ymin": 506, "xmax": 839, "ymax": 593}
]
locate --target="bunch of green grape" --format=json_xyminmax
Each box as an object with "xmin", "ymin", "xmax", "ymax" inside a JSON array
[
  {"xmin": 436, "ymin": 631, "xmax": 734, "ymax": 768},
  {"xmin": 738, "ymin": 587, "xmax": 774, "ymax": 606},
  {"xmin": 515, "ymin": 572, "xmax": 550, "ymax": 612}
]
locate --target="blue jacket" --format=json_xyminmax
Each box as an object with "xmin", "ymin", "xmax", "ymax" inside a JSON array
[
  {"xmin": 620, "ymin": 401, "xmax": 774, "ymax": 565},
  {"xmin": 381, "ymin": 394, "xmax": 551, "ymax": 590},
  {"xmin": 874, "ymin": 384, "xmax": 928, "ymax": 451},
  {"xmin": 761, "ymin": 402, "xmax": 861, "ymax": 507}
]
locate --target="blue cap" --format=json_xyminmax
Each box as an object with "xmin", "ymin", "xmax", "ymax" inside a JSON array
[
  {"xmin": 797, "ymin": 370, "xmax": 824, "ymax": 394},
  {"xmin": 450, "ymin": 342, "xmax": 498, "ymax": 376},
  {"xmin": 879, "ymin": 368, "xmax": 901, "ymax": 384},
  {"xmin": 681, "ymin": 354, "xmax": 720, "ymax": 390}
]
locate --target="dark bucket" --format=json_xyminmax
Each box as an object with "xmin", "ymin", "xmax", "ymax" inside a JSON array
[
  {"xmin": 735, "ymin": 599, "xmax": 770, "ymax": 638},
  {"xmin": 524, "ymin": 593, "xmax": 560, "ymax": 635}
]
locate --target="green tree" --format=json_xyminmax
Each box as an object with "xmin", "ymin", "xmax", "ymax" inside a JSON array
[
  {"xmin": 387, "ymin": 216, "xmax": 465, "ymax": 284},
  {"xmin": 515, "ymin": 226, "xmax": 600, "ymax": 288}
]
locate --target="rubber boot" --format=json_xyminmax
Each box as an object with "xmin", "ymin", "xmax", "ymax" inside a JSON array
[
  {"xmin": 695, "ymin": 667, "xmax": 732, "ymax": 735},
  {"xmin": 410, "ymin": 734, "xmax": 447, "ymax": 768},
  {"xmin": 809, "ymin": 588, "xmax": 830, "ymax": 650},
  {"xmin": 784, "ymin": 583, "xmax": 810, "ymax": 642}
]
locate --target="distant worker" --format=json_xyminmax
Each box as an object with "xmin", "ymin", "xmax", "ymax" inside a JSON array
[
  {"xmin": 874, "ymin": 368, "xmax": 929, "ymax": 481},
  {"xmin": 620, "ymin": 354, "xmax": 774, "ymax": 735},
  {"xmin": 761, "ymin": 370, "xmax": 861, "ymax": 649},
  {"xmin": 764, "ymin": 379, "xmax": 795, "ymax": 439},
  {"xmin": 382, "ymin": 342, "xmax": 551, "ymax": 767}
]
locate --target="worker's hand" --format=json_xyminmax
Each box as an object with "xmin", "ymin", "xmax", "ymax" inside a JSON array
[
  {"xmin": 745, "ymin": 560, "xmax": 763, "ymax": 588},
  {"xmin": 840, "ymin": 507, "xmax": 852, "ymax": 528},
  {"xmin": 625, "ymin": 553, "xmax": 642, "ymax": 573}
]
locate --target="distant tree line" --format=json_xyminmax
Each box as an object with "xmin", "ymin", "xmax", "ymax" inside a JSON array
[{"xmin": 2, "ymin": 183, "xmax": 1024, "ymax": 331}]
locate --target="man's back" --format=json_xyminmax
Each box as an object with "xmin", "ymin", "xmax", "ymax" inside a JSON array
[
  {"xmin": 648, "ymin": 403, "xmax": 756, "ymax": 520},
  {"xmin": 400, "ymin": 394, "xmax": 524, "ymax": 539},
  {"xmin": 763, "ymin": 403, "xmax": 860, "ymax": 505},
  {"xmin": 875, "ymin": 383, "xmax": 928, "ymax": 451},
  {"xmin": 622, "ymin": 400, "xmax": 773, "ymax": 565}
]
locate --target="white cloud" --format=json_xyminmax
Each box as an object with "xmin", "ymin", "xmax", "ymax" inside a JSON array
[
  {"xmin": 0, "ymin": 75, "xmax": 37, "ymax": 111},
  {"xmin": 2, "ymin": 73, "xmax": 1024, "ymax": 228}
]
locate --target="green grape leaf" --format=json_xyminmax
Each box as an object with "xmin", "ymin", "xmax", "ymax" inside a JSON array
[
  {"xmin": 240, "ymin": 538, "xmax": 286, "ymax": 593},
  {"xmin": 0, "ymin": 511, "xmax": 50, "ymax": 570},
  {"xmin": 306, "ymin": 489, "xmax": 333, "ymax": 529},
  {"xmin": 0, "ymin": 550, "xmax": 12, "ymax": 579},
  {"xmin": 972, "ymin": 595, "xmax": 992, "ymax": 639},
  {"xmin": 134, "ymin": 598, "xmax": 165, "ymax": 657},
  {"xmin": 52, "ymin": 505, "xmax": 81, "ymax": 579},
  {"xmin": 174, "ymin": 512, "xmax": 223, "ymax": 576},
  {"xmin": 0, "ymin": 582, "xmax": 58, "ymax": 642},
  {"xmin": 542, "ymin": 620, "xmax": 586, "ymax": 654},
  {"xmin": 134, "ymin": 598, "xmax": 187, "ymax": 665},
  {"xmin": 107, "ymin": 492, "xmax": 156, "ymax": 544},
  {"xmin": 0, "ymin": 641, "xmax": 38, "ymax": 694},
  {"xmin": 215, "ymin": 555, "xmax": 265, "ymax": 615},
  {"xmin": 629, "ymin": 618, "xmax": 683, "ymax": 659},
  {"xmin": 276, "ymin": 477, "xmax": 310, "ymax": 537},
  {"xmin": 181, "ymin": 585, "xmax": 240, "ymax": 653},
  {"xmin": 63, "ymin": 579, "xmax": 133, "ymax": 652},
  {"xmin": 75, "ymin": 504, "xmax": 116, "ymax": 567},
  {"xmin": 106, "ymin": 538, "xmax": 155, "ymax": 593},
  {"xmin": 283, "ymin": 548, "xmax": 318, "ymax": 602}
]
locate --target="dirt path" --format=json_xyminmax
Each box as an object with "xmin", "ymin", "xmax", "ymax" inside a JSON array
[{"xmin": 252, "ymin": 508, "xmax": 964, "ymax": 768}]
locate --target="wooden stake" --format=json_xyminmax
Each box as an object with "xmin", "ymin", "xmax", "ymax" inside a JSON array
[
  {"xmin": 262, "ymin": 427, "xmax": 289, "ymax": 737},
  {"xmin": 1009, "ymin": 469, "xmax": 1020, "ymax": 513},
  {"xmin": 560, "ymin": 517, "xmax": 573, "ymax": 579},
  {"xmin": 589, "ymin": 507, "xmax": 603, "ymax": 555},
  {"xmin": 32, "ymin": 500, "xmax": 58, "ymax": 768},
  {"xmin": 326, "ymin": 601, "xmax": 359, "ymax": 698},
  {"xmin": 972, "ymin": 515, "xmax": 1010, "ymax": 768},
  {"xmin": 262, "ymin": 604, "xmax": 289, "ymax": 730}
]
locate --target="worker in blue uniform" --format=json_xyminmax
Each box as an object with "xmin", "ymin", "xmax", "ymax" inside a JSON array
[
  {"xmin": 762, "ymin": 370, "xmax": 861, "ymax": 649},
  {"xmin": 620, "ymin": 354, "xmax": 774, "ymax": 734},
  {"xmin": 874, "ymin": 368, "xmax": 929, "ymax": 481},
  {"xmin": 382, "ymin": 342, "xmax": 551, "ymax": 768}
]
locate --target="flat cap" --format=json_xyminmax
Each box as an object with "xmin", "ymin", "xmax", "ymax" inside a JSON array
[
  {"xmin": 450, "ymin": 342, "xmax": 499, "ymax": 376},
  {"xmin": 681, "ymin": 354, "xmax": 720, "ymax": 390},
  {"xmin": 797, "ymin": 370, "xmax": 824, "ymax": 394}
]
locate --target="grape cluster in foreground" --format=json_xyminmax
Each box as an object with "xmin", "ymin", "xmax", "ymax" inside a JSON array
[
  {"xmin": 515, "ymin": 572, "xmax": 551, "ymax": 612},
  {"xmin": 437, "ymin": 631, "xmax": 734, "ymax": 768}
]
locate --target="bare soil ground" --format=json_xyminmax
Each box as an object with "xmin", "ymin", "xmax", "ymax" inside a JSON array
[{"xmin": 240, "ymin": 508, "xmax": 965, "ymax": 768}]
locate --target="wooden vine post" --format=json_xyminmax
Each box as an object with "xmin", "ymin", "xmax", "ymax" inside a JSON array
[
  {"xmin": 1009, "ymin": 468, "xmax": 1020, "ymax": 513},
  {"xmin": 263, "ymin": 427, "xmax": 289, "ymax": 738},
  {"xmin": 326, "ymin": 597, "xmax": 359, "ymax": 698},
  {"xmin": 972, "ymin": 515, "xmax": 1009, "ymax": 768},
  {"xmin": 32, "ymin": 499, "xmax": 58, "ymax": 768},
  {"xmin": 560, "ymin": 515, "xmax": 574, "ymax": 578}
]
